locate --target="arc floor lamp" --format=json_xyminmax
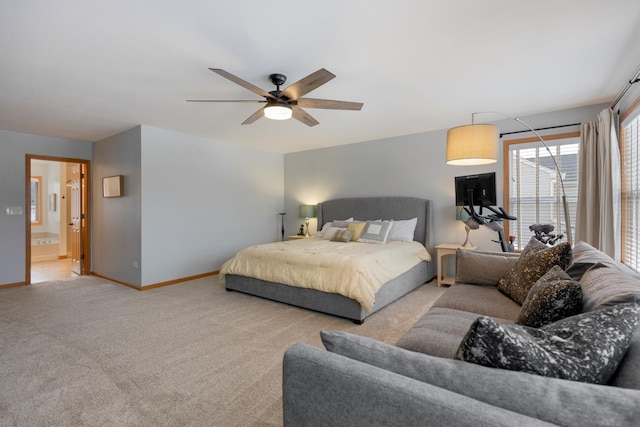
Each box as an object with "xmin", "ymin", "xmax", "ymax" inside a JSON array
[{"xmin": 446, "ymin": 112, "xmax": 573, "ymax": 246}]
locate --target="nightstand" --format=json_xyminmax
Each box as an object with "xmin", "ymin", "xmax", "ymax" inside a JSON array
[
  {"xmin": 287, "ymin": 235, "xmax": 311, "ymax": 240},
  {"xmin": 435, "ymin": 243, "xmax": 476, "ymax": 287}
]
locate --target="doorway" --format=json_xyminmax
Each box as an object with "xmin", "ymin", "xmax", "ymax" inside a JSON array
[{"xmin": 26, "ymin": 155, "xmax": 90, "ymax": 284}]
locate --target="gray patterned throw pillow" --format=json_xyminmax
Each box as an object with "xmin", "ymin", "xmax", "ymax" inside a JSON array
[
  {"xmin": 516, "ymin": 265, "xmax": 583, "ymax": 328},
  {"xmin": 455, "ymin": 303, "xmax": 640, "ymax": 384},
  {"xmin": 498, "ymin": 239, "xmax": 573, "ymax": 304}
]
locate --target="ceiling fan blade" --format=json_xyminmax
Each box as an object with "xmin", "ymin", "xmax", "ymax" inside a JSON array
[
  {"xmin": 209, "ymin": 68, "xmax": 275, "ymax": 99},
  {"xmin": 241, "ymin": 106, "xmax": 266, "ymax": 125},
  {"xmin": 186, "ymin": 99, "xmax": 267, "ymax": 103},
  {"xmin": 291, "ymin": 106, "xmax": 319, "ymax": 127},
  {"xmin": 281, "ymin": 68, "xmax": 336, "ymax": 100},
  {"xmin": 296, "ymin": 98, "xmax": 363, "ymax": 110}
]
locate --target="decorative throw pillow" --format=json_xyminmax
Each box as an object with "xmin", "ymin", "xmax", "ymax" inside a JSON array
[
  {"xmin": 358, "ymin": 221, "xmax": 393, "ymax": 244},
  {"xmin": 519, "ymin": 237, "xmax": 549, "ymax": 257},
  {"xmin": 516, "ymin": 265, "xmax": 583, "ymax": 328},
  {"xmin": 322, "ymin": 226, "xmax": 345, "ymax": 240},
  {"xmin": 330, "ymin": 229, "xmax": 354, "ymax": 242},
  {"xmin": 455, "ymin": 302, "xmax": 640, "ymax": 384},
  {"xmin": 346, "ymin": 222, "xmax": 367, "ymax": 241},
  {"xmin": 498, "ymin": 239, "xmax": 573, "ymax": 304},
  {"xmin": 316, "ymin": 218, "xmax": 353, "ymax": 237},
  {"xmin": 387, "ymin": 217, "xmax": 418, "ymax": 242}
]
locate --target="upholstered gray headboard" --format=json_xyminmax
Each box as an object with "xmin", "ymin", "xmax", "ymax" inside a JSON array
[{"xmin": 316, "ymin": 197, "xmax": 432, "ymax": 247}]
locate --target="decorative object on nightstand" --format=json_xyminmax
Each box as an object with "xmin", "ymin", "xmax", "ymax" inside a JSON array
[
  {"xmin": 435, "ymin": 243, "xmax": 476, "ymax": 287},
  {"xmin": 456, "ymin": 206, "xmax": 479, "ymax": 248},
  {"xmin": 287, "ymin": 235, "xmax": 309, "ymax": 240},
  {"xmin": 299, "ymin": 204, "xmax": 317, "ymax": 238}
]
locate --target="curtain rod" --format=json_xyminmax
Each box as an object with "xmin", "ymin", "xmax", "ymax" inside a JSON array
[
  {"xmin": 499, "ymin": 122, "xmax": 580, "ymax": 138},
  {"xmin": 610, "ymin": 65, "xmax": 640, "ymax": 110}
]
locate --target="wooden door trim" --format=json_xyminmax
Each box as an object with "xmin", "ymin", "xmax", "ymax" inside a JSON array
[{"xmin": 26, "ymin": 155, "xmax": 91, "ymax": 284}]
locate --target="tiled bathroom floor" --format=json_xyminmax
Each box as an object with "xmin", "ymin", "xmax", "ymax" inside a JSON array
[{"xmin": 31, "ymin": 258, "xmax": 76, "ymax": 283}]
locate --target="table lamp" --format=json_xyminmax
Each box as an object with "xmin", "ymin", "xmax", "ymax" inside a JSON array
[
  {"xmin": 456, "ymin": 206, "xmax": 478, "ymax": 248},
  {"xmin": 299, "ymin": 204, "xmax": 317, "ymax": 237}
]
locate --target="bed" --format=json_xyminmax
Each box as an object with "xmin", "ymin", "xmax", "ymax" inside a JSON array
[{"xmin": 222, "ymin": 196, "xmax": 433, "ymax": 323}]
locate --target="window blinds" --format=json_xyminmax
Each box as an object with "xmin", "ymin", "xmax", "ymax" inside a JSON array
[
  {"xmin": 621, "ymin": 111, "xmax": 640, "ymax": 271},
  {"xmin": 506, "ymin": 137, "xmax": 579, "ymax": 250}
]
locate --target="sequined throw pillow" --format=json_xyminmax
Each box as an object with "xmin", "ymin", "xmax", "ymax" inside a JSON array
[
  {"xmin": 455, "ymin": 303, "xmax": 640, "ymax": 384},
  {"xmin": 330, "ymin": 229, "xmax": 354, "ymax": 243},
  {"xmin": 498, "ymin": 239, "xmax": 573, "ymax": 304},
  {"xmin": 515, "ymin": 265, "xmax": 583, "ymax": 328}
]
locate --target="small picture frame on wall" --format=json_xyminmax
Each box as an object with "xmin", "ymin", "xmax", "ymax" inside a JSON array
[{"xmin": 102, "ymin": 175, "xmax": 124, "ymax": 198}]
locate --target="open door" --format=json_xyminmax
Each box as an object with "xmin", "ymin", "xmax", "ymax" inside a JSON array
[
  {"xmin": 26, "ymin": 155, "xmax": 90, "ymax": 284},
  {"xmin": 70, "ymin": 164, "xmax": 82, "ymax": 274}
]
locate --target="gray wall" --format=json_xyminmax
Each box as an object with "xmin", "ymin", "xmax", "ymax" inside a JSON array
[
  {"xmin": 0, "ymin": 130, "xmax": 91, "ymax": 285},
  {"xmin": 139, "ymin": 126, "xmax": 284, "ymax": 285},
  {"xmin": 92, "ymin": 126, "xmax": 143, "ymax": 285},
  {"xmin": 91, "ymin": 125, "xmax": 284, "ymax": 287},
  {"xmin": 283, "ymin": 104, "xmax": 608, "ymax": 276}
]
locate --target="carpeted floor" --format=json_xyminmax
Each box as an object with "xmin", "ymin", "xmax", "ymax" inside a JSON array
[{"xmin": 0, "ymin": 274, "xmax": 445, "ymax": 426}]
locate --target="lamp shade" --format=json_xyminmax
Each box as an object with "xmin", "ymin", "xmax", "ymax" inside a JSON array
[
  {"xmin": 446, "ymin": 124, "xmax": 499, "ymax": 165},
  {"xmin": 299, "ymin": 204, "xmax": 316, "ymax": 218},
  {"xmin": 264, "ymin": 105, "xmax": 292, "ymax": 120}
]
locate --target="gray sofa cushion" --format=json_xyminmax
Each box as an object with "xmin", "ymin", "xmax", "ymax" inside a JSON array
[
  {"xmin": 498, "ymin": 241, "xmax": 573, "ymax": 304},
  {"xmin": 455, "ymin": 249, "xmax": 519, "ymax": 286},
  {"xmin": 320, "ymin": 331, "xmax": 640, "ymax": 427},
  {"xmin": 395, "ymin": 306, "xmax": 514, "ymax": 358},
  {"xmin": 455, "ymin": 303, "xmax": 640, "ymax": 384},
  {"xmin": 580, "ymin": 264, "xmax": 640, "ymax": 312},
  {"xmin": 433, "ymin": 284, "xmax": 522, "ymax": 319},
  {"xmin": 572, "ymin": 241, "xmax": 640, "ymax": 278},
  {"xmin": 516, "ymin": 265, "xmax": 583, "ymax": 328}
]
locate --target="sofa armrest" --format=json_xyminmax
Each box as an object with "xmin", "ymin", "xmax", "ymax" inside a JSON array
[
  {"xmin": 283, "ymin": 343, "xmax": 550, "ymax": 427},
  {"xmin": 320, "ymin": 331, "xmax": 640, "ymax": 427},
  {"xmin": 455, "ymin": 249, "xmax": 519, "ymax": 286}
]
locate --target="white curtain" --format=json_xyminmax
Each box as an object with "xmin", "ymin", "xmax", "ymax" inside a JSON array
[{"xmin": 575, "ymin": 108, "xmax": 621, "ymax": 259}]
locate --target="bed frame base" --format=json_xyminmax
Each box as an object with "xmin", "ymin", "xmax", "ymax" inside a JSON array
[{"xmin": 225, "ymin": 261, "xmax": 429, "ymax": 323}]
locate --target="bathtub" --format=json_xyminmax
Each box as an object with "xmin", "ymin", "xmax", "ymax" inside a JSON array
[{"xmin": 31, "ymin": 234, "xmax": 60, "ymax": 262}]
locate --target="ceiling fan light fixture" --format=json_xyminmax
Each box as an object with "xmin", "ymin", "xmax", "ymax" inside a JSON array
[{"xmin": 264, "ymin": 104, "xmax": 292, "ymax": 121}]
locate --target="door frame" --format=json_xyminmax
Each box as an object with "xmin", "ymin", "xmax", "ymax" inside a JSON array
[{"xmin": 26, "ymin": 154, "xmax": 91, "ymax": 284}]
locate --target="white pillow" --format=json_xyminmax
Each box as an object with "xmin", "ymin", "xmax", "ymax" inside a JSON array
[
  {"xmin": 358, "ymin": 221, "xmax": 393, "ymax": 244},
  {"xmin": 322, "ymin": 226, "xmax": 346, "ymax": 240},
  {"xmin": 388, "ymin": 217, "xmax": 418, "ymax": 242},
  {"xmin": 316, "ymin": 217, "xmax": 353, "ymax": 237}
]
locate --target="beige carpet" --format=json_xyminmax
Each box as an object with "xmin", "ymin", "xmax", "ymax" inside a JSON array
[{"xmin": 0, "ymin": 274, "xmax": 446, "ymax": 426}]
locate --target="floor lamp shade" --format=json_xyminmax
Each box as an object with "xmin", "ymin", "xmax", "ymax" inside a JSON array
[{"xmin": 446, "ymin": 124, "xmax": 499, "ymax": 165}]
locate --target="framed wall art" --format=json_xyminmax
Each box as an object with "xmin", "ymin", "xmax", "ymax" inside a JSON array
[{"xmin": 102, "ymin": 175, "xmax": 124, "ymax": 198}]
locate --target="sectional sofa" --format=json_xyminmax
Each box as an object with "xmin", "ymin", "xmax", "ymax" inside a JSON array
[{"xmin": 283, "ymin": 241, "xmax": 640, "ymax": 426}]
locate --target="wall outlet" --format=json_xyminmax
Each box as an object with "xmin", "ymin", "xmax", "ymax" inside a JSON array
[
  {"xmin": 132, "ymin": 261, "xmax": 138, "ymax": 269},
  {"xmin": 6, "ymin": 207, "xmax": 23, "ymax": 215}
]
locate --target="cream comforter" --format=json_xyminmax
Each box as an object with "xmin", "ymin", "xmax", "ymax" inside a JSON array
[{"xmin": 220, "ymin": 238, "xmax": 431, "ymax": 312}]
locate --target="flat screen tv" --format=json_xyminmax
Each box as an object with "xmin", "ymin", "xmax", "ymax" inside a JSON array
[{"xmin": 455, "ymin": 172, "xmax": 497, "ymax": 207}]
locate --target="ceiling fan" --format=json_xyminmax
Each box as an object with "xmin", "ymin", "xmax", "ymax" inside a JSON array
[{"xmin": 187, "ymin": 68, "xmax": 363, "ymax": 127}]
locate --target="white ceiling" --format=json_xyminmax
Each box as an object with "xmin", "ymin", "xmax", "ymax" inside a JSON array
[{"xmin": 1, "ymin": 1, "xmax": 639, "ymax": 154}]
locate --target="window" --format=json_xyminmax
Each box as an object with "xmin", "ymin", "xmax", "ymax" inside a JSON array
[
  {"xmin": 30, "ymin": 176, "xmax": 42, "ymax": 225},
  {"xmin": 504, "ymin": 133, "xmax": 579, "ymax": 250},
  {"xmin": 621, "ymin": 100, "xmax": 640, "ymax": 271}
]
